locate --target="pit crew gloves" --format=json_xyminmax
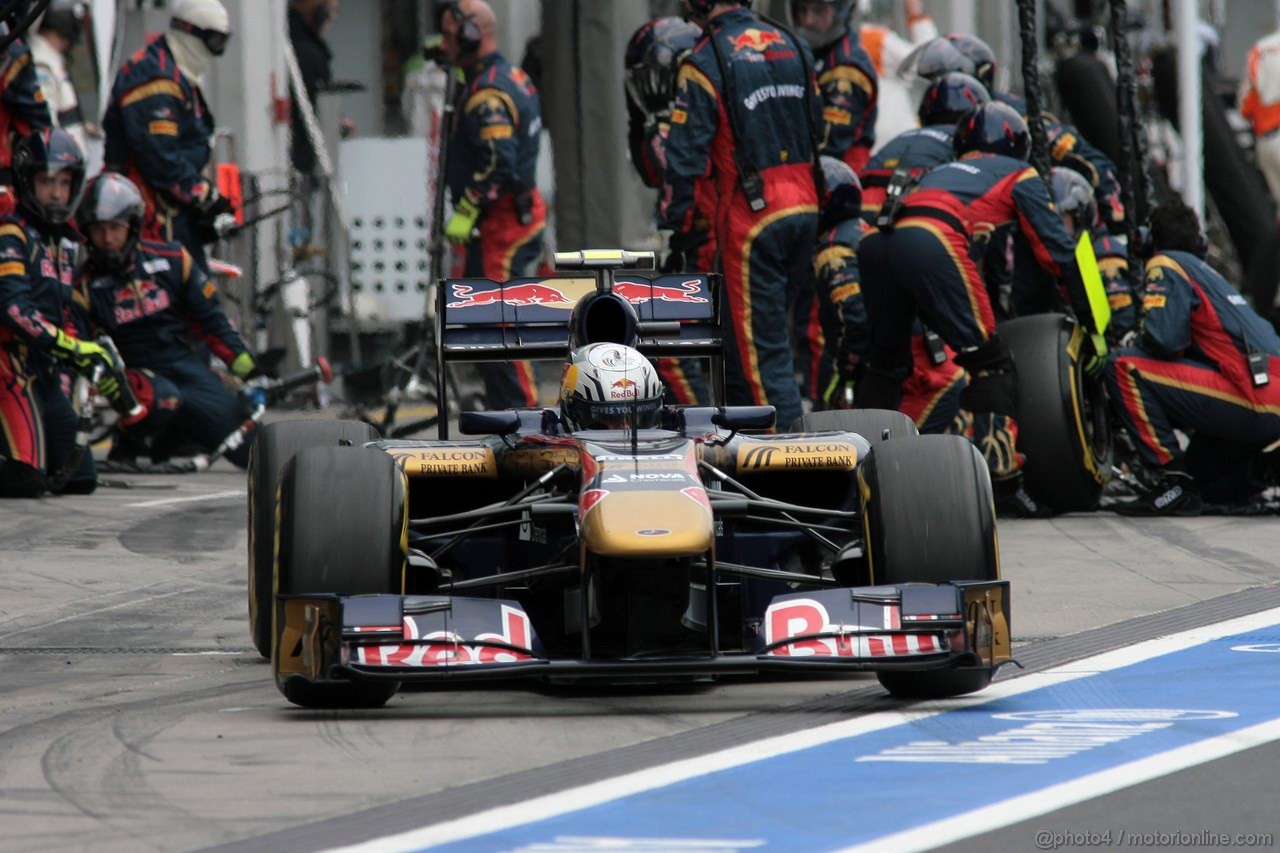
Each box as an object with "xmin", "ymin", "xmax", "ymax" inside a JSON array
[
  {"xmin": 52, "ymin": 330, "xmax": 116, "ymax": 385},
  {"xmin": 445, "ymin": 196, "xmax": 481, "ymax": 245},
  {"xmin": 230, "ymin": 351, "xmax": 261, "ymax": 381}
]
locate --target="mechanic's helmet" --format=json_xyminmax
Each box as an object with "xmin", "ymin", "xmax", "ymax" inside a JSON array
[
  {"xmin": 789, "ymin": 0, "xmax": 854, "ymax": 51},
  {"xmin": 624, "ymin": 17, "xmax": 702, "ymax": 116},
  {"xmin": 38, "ymin": 1, "xmax": 87, "ymax": 46},
  {"xmin": 1050, "ymin": 167, "xmax": 1096, "ymax": 237},
  {"xmin": 899, "ymin": 36, "xmax": 975, "ymax": 83},
  {"xmin": 952, "ymin": 101, "xmax": 1030, "ymax": 161},
  {"xmin": 12, "ymin": 128, "xmax": 85, "ymax": 227},
  {"xmin": 77, "ymin": 173, "xmax": 146, "ymax": 274},
  {"xmin": 819, "ymin": 155, "xmax": 861, "ymax": 231},
  {"xmin": 917, "ymin": 72, "xmax": 989, "ymax": 127},
  {"xmin": 560, "ymin": 343, "xmax": 665, "ymax": 432},
  {"xmin": 944, "ymin": 33, "xmax": 997, "ymax": 91},
  {"xmin": 170, "ymin": 0, "xmax": 231, "ymax": 57}
]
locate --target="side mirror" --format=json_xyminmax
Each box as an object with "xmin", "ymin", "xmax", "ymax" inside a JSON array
[
  {"xmin": 711, "ymin": 406, "xmax": 776, "ymax": 432},
  {"xmin": 459, "ymin": 410, "xmax": 521, "ymax": 436}
]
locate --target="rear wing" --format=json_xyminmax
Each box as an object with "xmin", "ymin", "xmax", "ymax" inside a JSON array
[{"xmin": 436, "ymin": 272, "xmax": 723, "ymax": 363}]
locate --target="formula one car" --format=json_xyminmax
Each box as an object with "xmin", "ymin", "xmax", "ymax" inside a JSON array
[{"xmin": 247, "ymin": 250, "xmax": 1011, "ymax": 708}]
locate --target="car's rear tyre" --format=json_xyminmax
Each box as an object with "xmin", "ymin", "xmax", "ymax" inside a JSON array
[
  {"xmin": 275, "ymin": 445, "xmax": 406, "ymax": 709},
  {"xmin": 248, "ymin": 419, "xmax": 380, "ymax": 657},
  {"xmin": 859, "ymin": 434, "xmax": 998, "ymax": 699},
  {"xmin": 789, "ymin": 408, "xmax": 919, "ymax": 445},
  {"xmin": 1000, "ymin": 314, "xmax": 1110, "ymax": 514}
]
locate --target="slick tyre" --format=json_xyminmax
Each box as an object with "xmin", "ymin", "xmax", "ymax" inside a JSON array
[
  {"xmin": 1000, "ymin": 314, "xmax": 1110, "ymax": 513},
  {"xmin": 859, "ymin": 434, "xmax": 998, "ymax": 699},
  {"xmin": 247, "ymin": 419, "xmax": 380, "ymax": 658},
  {"xmin": 789, "ymin": 409, "xmax": 919, "ymax": 445},
  {"xmin": 275, "ymin": 446, "xmax": 406, "ymax": 709}
]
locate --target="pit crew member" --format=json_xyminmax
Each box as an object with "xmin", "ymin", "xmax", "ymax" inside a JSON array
[
  {"xmin": 661, "ymin": 0, "xmax": 821, "ymax": 428},
  {"xmin": 0, "ymin": 129, "xmax": 105, "ymax": 496},
  {"xmin": 0, "ymin": 0, "xmax": 53, "ymax": 215},
  {"xmin": 102, "ymin": 0, "xmax": 232, "ymax": 273},
  {"xmin": 441, "ymin": 0, "xmax": 547, "ymax": 410},
  {"xmin": 857, "ymin": 102, "xmax": 1102, "ymax": 518},
  {"xmin": 1105, "ymin": 198, "xmax": 1280, "ymax": 516},
  {"xmin": 74, "ymin": 172, "xmax": 261, "ymax": 469}
]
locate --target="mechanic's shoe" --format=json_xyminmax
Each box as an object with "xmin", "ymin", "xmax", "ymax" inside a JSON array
[
  {"xmin": 1114, "ymin": 470, "xmax": 1203, "ymax": 517},
  {"xmin": 993, "ymin": 475, "xmax": 1054, "ymax": 519}
]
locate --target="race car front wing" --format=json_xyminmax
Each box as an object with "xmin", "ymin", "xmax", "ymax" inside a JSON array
[{"xmin": 273, "ymin": 582, "xmax": 1011, "ymax": 690}]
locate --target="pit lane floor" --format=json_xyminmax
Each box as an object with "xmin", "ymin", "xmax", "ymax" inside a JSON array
[{"xmin": 0, "ymin": 460, "xmax": 1277, "ymax": 852}]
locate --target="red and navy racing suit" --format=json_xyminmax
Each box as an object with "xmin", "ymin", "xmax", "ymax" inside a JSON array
[
  {"xmin": 1105, "ymin": 250, "xmax": 1280, "ymax": 499},
  {"xmin": 857, "ymin": 124, "xmax": 954, "ymax": 223},
  {"xmin": 0, "ymin": 215, "xmax": 94, "ymax": 492},
  {"xmin": 76, "ymin": 240, "xmax": 256, "ymax": 468},
  {"xmin": 102, "ymin": 36, "xmax": 217, "ymax": 273},
  {"xmin": 0, "ymin": 37, "xmax": 52, "ymax": 215},
  {"xmin": 858, "ymin": 153, "xmax": 1097, "ymax": 480},
  {"xmin": 660, "ymin": 7, "xmax": 821, "ymax": 428},
  {"xmin": 814, "ymin": 32, "xmax": 878, "ymax": 172},
  {"xmin": 626, "ymin": 95, "xmax": 712, "ymax": 405},
  {"xmin": 814, "ymin": 216, "xmax": 964, "ymax": 430},
  {"xmin": 447, "ymin": 51, "xmax": 547, "ymax": 410}
]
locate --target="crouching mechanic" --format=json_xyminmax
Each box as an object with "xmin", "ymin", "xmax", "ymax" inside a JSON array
[
  {"xmin": 1105, "ymin": 198, "xmax": 1280, "ymax": 516},
  {"xmin": 857, "ymin": 102, "xmax": 1103, "ymax": 517},
  {"xmin": 0, "ymin": 129, "xmax": 111, "ymax": 496},
  {"xmin": 74, "ymin": 173, "xmax": 262, "ymax": 468}
]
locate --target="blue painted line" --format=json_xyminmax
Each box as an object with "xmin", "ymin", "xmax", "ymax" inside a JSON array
[{"xmin": 425, "ymin": 618, "xmax": 1280, "ymax": 852}]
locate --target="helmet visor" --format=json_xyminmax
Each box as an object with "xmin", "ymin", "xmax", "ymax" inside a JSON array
[{"xmin": 567, "ymin": 396, "xmax": 664, "ymax": 431}]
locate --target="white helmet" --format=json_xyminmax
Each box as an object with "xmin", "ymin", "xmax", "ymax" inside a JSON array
[
  {"xmin": 171, "ymin": 0, "xmax": 230, "ymax": 54},
  {"xmin": 560, "ymin": 343, "xmax": 665, "ymax": 431}
]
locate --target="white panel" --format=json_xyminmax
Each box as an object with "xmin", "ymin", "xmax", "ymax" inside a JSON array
[{"xmin": 339, "ymin": 138, "xmax": 433, "ymax": 323}]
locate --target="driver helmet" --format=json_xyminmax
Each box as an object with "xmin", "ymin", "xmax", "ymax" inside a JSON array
[
  {"xmin": 78, "ymin": 173, "xmax": 146, "ymax": 273},
  {"xmin": 624, "ymin": 16, "xmax": 702, "ymax": 117},
  {"xmin": 560, "ymin": 343, "xmax": 665, "ymax": 431},
  {"xmin": 789, "ymin": 0, "xmax": 854, "ymax": 51}
]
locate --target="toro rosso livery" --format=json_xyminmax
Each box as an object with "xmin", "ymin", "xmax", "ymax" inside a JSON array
[{"xmin": 248, "ymin": 250, "xmax": 1011, "ymax": 708}]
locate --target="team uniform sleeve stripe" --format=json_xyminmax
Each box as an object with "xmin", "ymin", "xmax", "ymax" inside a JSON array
[
  {"xmin": 0, "ymin": 261, "xmax": 25, "ymax": 277},
  {"xmin": 818, "ymin": 65, "xmax": 874, "ymax": 97},
  {"xmin": 677, "ymin": 64, "xmax": 718, "ymax": 99},
  {"xmin": 120, "ymin": 78, "xmax": 185, "ymax": 107}
]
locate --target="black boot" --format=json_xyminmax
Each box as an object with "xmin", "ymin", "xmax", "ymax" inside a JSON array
[
  {"xmin": 1114, "ymin": 466, "xmax": 1203, "ymax": 517},
  {"xmin": 993, "ymin": 472, "xmax": 1054, "ymax": 519}
]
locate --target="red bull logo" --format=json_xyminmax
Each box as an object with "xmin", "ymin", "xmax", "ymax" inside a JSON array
[
  {"xmin": 730, "ymin": 28, "xmax": 785, "ymax": 52},
  {"xmin": 612, "ymin": 280, "xmax": 709, "ymax": 304},
  {"xmin": 447, "ymin": 282, "xmax": 574, "ymax": 308},
  {"xmin": 611, "ymin": 378, "xmax": 637, "ymax": 390}
]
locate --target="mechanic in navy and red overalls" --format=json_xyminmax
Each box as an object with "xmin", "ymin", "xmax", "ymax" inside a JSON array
[
  {"xmin": 0, "ymin": 1, "xmax": 53, "ymax": 217},
  {"xmin": 661, "ymin": 0, "xmax": 821, "ymax": 429},
  {"xmin": 815, "ymin": 156, "xmax": 966, "ymax": 432},
  {"xmin": 858, "ymin": 72, "xmax": 986, "ymax": 223},
  {"xmin": 624, "ymin": 16, "xmax": 711, "ymax": 406},
  {"xmin": 1105, "ymin": 198, "xmax": 1280, "ymax": 516},
  {"xmin": 791, "ymin": 0, "xmax": 877, "ymax": 173},
  {"xmin": 857, "ymin": 102, "xmax": 1102, "ymax": 518},
  {"xmin": 440, "ymin": 0, "xmax": 546, "ymax": 410},
  {"xmin": 0, "ymin": 130, "xmax": 116, "ymax": 497},
  {"xmin": 101, "ymin": 0, "xmax": 232, "ymax": 274},
  {"xmin": 786, "ymin": 1, "xmax": 877, "ymax": 401},
  {"xmin": 75, "ymin": 173, "xmax": 262, "ymax": 469}
]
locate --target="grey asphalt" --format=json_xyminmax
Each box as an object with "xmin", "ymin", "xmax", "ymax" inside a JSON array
[{"xmin": 0, "ymin": 464, "xmax": 1277, "ymax": 852}]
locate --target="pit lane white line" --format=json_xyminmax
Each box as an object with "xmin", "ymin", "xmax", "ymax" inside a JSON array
[
  {"xmin": 328, "ymin": 606, "xmax": 1280, "ymax": 853},
  {"xmin": 837, "ymin": 717, "xmax": 1280, "ymax": 853},
  {"xmin": 126, "ymin": 489, "xmax": 245, "ymax": 508}
]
